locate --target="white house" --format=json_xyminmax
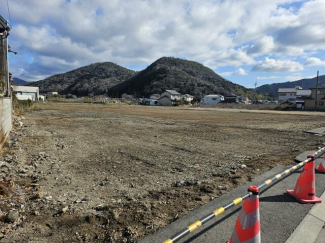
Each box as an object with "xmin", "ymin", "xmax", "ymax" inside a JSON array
[
  {"xmin": 12, "ymin": 86, "xmax": 39, "ymax": 101},
  {"xmin": 157, "ymin": 96, "xmax": 173, "ymax": 106},
  {"xmin": 160, "ymin": 90, "xmax": 181, "ymax": 100},
  {"xmin": 278, "ymin": 87, "xmax": 302, "ymax": 103},
  {"xmin": 202, "ymin": 94, "xmax": 224, "ymax": 105},
  {"xmin": 182, "ymin": 94, "xmax": 194, "ymax": 102}
]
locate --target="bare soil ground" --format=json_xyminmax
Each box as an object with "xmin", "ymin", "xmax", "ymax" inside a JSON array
[{"xmin": 1, "ymin": 103, "xmax": 324, "ymax": 242}]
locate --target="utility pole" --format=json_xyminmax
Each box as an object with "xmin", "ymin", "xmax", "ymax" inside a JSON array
[
  {"xmin": 315, "ymin": 71, "xmax": 319, "ymax": 111},
  {"xmin": 254, "ymin": 81, "xmax": 258, "ymax": 102}
]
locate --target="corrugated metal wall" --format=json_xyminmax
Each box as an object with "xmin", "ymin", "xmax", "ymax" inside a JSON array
[{"xmin": 0, "ymin": 97, "xmax": 12, "ymax": 150}]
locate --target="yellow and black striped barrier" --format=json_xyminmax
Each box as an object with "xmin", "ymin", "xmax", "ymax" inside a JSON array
[{"xmin": 163, "ymin": 146, "xmax": 325, "ymax": 243}]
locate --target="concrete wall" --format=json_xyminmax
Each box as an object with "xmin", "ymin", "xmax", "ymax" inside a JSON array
[{"xmin": 0, "ymin": 97, "xmax": 12, "ymax": 150}]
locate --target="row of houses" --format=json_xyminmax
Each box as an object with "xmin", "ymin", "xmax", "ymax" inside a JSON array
[
  {"xmin": 144, "ymin": 90, "xmax": 246, "ymax": 106},
  {"xmin": 15, "ymin": 84, "xmax": 324, "ymax": 111},
  {"xmin": 146, "ymin": 90, "xmax": 194, "ymax": 106},
  {"xmin": 278, "ymin": 85, "xmax": 325, "ymax": 111}
]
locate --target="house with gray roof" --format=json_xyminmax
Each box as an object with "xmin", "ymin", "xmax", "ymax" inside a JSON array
[
  {"xmin": 278, "ymin": 86, "xmax": 302, "ymax": 103},
  {"xmin": 150, "ymin": 94, "xmax": 161, "ymax": 100},
  {"xmin": 161, "ymin": 90, "xmax": 181, "ymax": 100},
  {"xmin": 157, "ymin": 96, "xmax": 173, "ymax": 106}
]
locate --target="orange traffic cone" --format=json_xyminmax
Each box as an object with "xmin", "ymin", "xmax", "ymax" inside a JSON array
[
  {"xmin": 228, "ymin": 186, "xmax": 260, "ymax": 243},
  {"xmin": 287, "ymin": 155, "xmax": 322, "ymax": 204},
  {"xmin": 316, "ymin": 156, "xmax": 325, "ymax": 173}
]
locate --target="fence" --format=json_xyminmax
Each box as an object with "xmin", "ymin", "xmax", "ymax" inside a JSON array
[{"xmin": 163, "ymin": 146, "xmax": 325, "ymax": 243}]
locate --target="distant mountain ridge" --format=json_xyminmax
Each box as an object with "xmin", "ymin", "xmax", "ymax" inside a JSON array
[
  {"xmin": 109, "ymin": 57, "xmax": 247, "ymax": 98},
  {"xmin": 29, "ymin": 62, "xmax": 135, "ymax": 96},
  {"xmin": 28, "ymin": 57, "xmax": 247, "ymax": 98},
  {"xmin": 13, "ymin": 77, "xmax": 28, "ymax": 85},
  {"xmin": 257, "ymin": 75, "xmax": 325, "ymax": 96}
]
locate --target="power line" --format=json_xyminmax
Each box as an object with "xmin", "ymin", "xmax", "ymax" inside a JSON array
[{"xmin": 6, "ymin": 0, "xmax": 12, "ymax": 27}]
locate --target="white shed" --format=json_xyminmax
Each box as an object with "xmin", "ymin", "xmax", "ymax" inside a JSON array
[
  {"xmin": 202, "ymin": 94, "xmax": 224, "ymax": 105},
  {"xmin": 12, "ymin": 86, "xmax": 39, "ymax": 101}
]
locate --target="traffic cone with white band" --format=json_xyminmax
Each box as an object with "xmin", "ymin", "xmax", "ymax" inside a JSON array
[
  {"xmin": 316, "ymin": 156, "xmax": 325, "ymax": 173},
  {"xmin": 228, "ymin": 186, "xmax": 261, "ymax": 243},
  {"xmin": 287, "ymin": 154, "xmax": 322, "ymax": 204}
]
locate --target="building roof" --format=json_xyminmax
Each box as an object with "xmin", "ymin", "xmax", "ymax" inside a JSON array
[
  {"xmin": 150, "ymin": 94, "xmax": 161, "ymax": 99},
  {"xmin": 278, "ymin": 88, "xmax": 299, "ymax": 93},
  {"xmin": 184, "ymin": 94, "xmax": 194, "ymax": 97},
  {"xmin": 296, "ymin": 90, "xmax": 312, "ymax": 97},
  {"xmin": 204, "ymin": 94, "xmax": 223, "ymax": 98},
  {"xmin": 12, "ymin": 86, "xmax": 39, "ymax": 92},
  {"xmin": 309, "ymin": 85, "xmax": 325, "ymax": 89},
  {"xmin": 165, "ymin": 90, "xmax": 181, "ymax": 95},
  {"xmin": 158, "ymin": 95, "xmax": 172, "ymax": 101}
]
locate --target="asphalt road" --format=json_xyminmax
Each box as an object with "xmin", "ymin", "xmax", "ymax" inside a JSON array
[{"xmin": 140, "ymin": 153, "xmax": 325, "ymax": 243}]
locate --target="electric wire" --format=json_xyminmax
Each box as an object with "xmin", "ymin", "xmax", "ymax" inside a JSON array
[{"xmin": 6, "ymin": 0, "xmax": 12, "ymax": 27}]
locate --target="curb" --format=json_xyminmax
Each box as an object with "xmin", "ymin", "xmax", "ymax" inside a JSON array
[{"xmin": 285, "ymin": 191, "xmax": 325, "ymax": 243}]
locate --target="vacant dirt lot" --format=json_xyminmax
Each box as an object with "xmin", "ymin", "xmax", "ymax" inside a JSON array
[{"xmin": 1, "ymin": 103, "xmax": 324, "ymax": 242}]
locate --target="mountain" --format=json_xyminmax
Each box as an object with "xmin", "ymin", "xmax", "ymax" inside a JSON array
[
  {"xmin": 109, "ymin": 57, "xmax": 247, "ymax": 98},
  {"xmin": 256, "ymin": 75, "xmax": 325, "ymax": 96},
  {"xmin": 28, "ymin": 62, "xmax": 135, "ymax": 96},
  {"xmin": 12, "ymin": 77, "xmax": 28, "ymax": 85},
  {"xmin": 28, "ymin": 57, "xmax": 247, "ymax": 98}
]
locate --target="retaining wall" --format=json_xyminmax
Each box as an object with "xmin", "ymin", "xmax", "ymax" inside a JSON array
[{"xmin": 0, "ymin": 97, "xmax": 12, "ymax": 150}]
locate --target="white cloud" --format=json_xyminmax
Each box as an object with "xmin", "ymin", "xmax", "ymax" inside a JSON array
[
  {"xmin": 251, "ymin": 58, "xmax": 304, "ymax": 73},
  {"xmin": 247, "ymin": 36, "xmax": 276, "ymax": 56},
  {"xmin": 275, "ymin": 0, "xmax": 325, "ymax": 50},
  {"xmin": 235, "ymin": 68, "xmax": 248, "ymax": 76},
  {"xmin": 0, "ymin": 0, "xmax": 324, "ymax": 81},
  {"xmin": 220, "ymin": 72, "xmax": 233, "ymax": 77},
  {"xmin": 207, "ymin": 49, "xmax": 255, "ymax": 68},
  {"xmin": 256, "ymin": 76, "xmax": 281, "ymax": 80},
  {"xmin": 305, "ymin": 57, "xmax": 325, "ymax": 67},
  {"xmin": 285, "ymin": 73, "xmax": 303, "ymax": 81},
  {"xmin": 220, "ymin": 68, "xmax": 248, "ymax": 77}
]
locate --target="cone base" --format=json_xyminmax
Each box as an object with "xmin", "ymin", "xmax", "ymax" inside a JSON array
[
  {"xmin": 316, "ymin": 167, "xmax": 325, "ymax": 173},
  {"xmin": 287, "ymin": 190, "xmax": 322, "ymax": 204}
]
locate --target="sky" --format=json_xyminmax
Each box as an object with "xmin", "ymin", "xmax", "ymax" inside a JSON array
[{"xmin": 1, "ymin": 0, "xmax": 325, "ymax": 88}]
